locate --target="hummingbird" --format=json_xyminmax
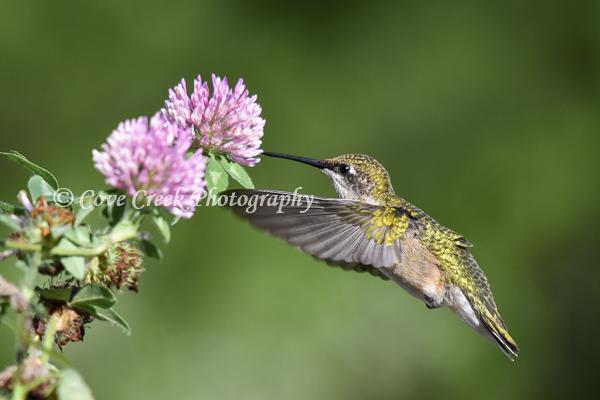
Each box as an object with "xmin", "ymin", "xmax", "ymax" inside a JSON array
[{"xmin": 223, "ymin": 152, "xmax": 519, "ymax": 360}]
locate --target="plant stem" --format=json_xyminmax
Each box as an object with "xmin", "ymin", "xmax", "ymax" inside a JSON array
[
  {"xmin": 12, "ymin": 253, "xmax": 40, "ymax": 400},
  {"xmin": 4, "ymin": 241, "xmax": 40, "ymax": 252},
  {"xmin": 40, "ymin": 314, "xmax": 59, "ymax": 364}
]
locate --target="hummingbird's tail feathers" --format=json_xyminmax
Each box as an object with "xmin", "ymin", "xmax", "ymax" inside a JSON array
[
  {"xmin": 454, "ymin": 251, "xmax": 519, "ymax": 361},
  {"xmin": 482, "ymin": 316, "xmax": 519, "ymax": 361}
]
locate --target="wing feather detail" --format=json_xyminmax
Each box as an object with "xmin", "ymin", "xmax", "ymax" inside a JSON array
[{"xmin": 222, "ymin": 189, "xmax": 415, "ymax": 279}]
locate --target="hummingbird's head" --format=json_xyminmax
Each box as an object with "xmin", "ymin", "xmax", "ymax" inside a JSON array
[{"xmin": 262, "ymin": 152, "xmax": 395, "ymax": 205}]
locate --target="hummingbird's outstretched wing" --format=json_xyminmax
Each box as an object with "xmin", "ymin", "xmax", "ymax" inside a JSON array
[{"xmin": 222, "ymin": 189, "xmax": 416, "ymax": 279}]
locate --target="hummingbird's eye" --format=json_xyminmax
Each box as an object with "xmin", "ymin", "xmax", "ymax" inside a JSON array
[{"xmin": 339, "ymin": 164, "xmax": 351, "ymax": 174}]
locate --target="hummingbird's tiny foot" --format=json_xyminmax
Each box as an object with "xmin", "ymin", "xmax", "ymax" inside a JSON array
[{"xmin": 424, "ymin": 295, "xmax": 443, "ymax": 309}]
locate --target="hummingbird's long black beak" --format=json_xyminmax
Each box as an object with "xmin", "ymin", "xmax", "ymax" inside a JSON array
[{"xmin": 262, "ymin": 151, "xmax": 326, "ymax": 169}]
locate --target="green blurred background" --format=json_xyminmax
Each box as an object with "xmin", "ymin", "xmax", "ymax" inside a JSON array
[{"xmin": 1, "ymin": 1, "xmax": 599, "ymax": 398}]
